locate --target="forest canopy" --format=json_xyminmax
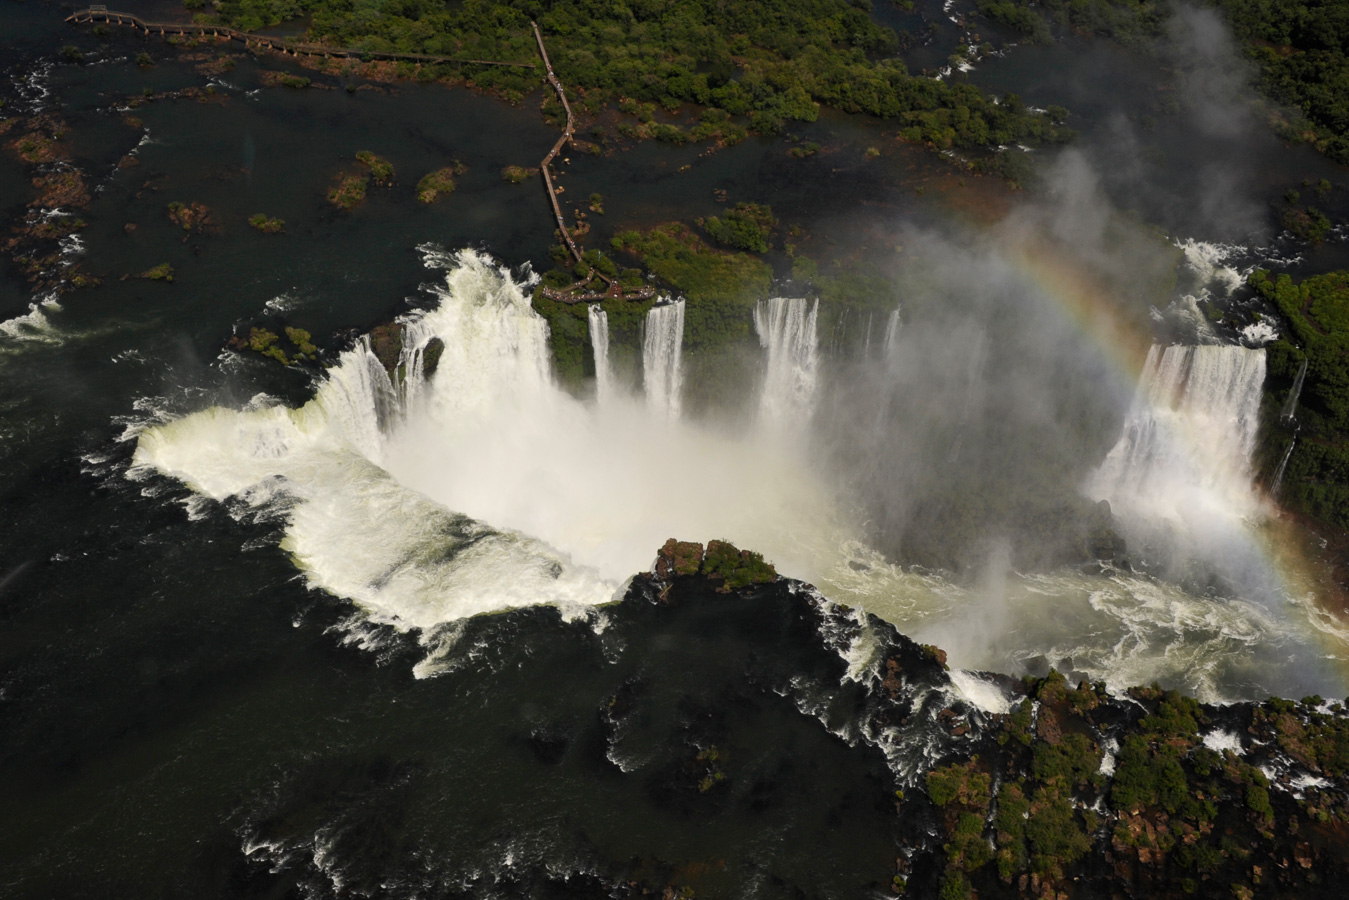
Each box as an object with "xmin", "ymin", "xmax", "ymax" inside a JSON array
[
  {"xmin": 971, "ymin": 0, "xmax": 1349, "ymax": 164},
  {"xmin": 202, "ymin": 0, "xmax": 1073, "ymax": 152}
]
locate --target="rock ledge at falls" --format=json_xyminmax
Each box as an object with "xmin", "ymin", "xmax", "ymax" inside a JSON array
[{"xmin": 637, "ymin": 543, "xmax": 1349, "ymax": 900}]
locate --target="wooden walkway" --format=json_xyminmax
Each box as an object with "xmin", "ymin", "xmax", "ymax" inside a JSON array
[
  {"xmin": 68, "ymin": 8, "xmax": 650, "ymax": 305},
  {"xmin": 65, "ymin": 7, "xmax": 537, "ymax": 68},
  {"xmin": 531, "ymin": 21, "xmax": 649, "ymax": 305},
  {"xmin": 532, "ymin": 20, "xmax": 584, "ymax": 269}
]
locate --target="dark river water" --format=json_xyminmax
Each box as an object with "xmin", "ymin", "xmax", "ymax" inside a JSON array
[{"xmin": 4, "ymin": 2, "xmax": 1349, "ymax": 897}]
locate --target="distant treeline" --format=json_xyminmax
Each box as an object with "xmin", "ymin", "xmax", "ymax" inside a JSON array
[
  {"xmin": 1253, "ymin": 269, "xmax": 1349, "ymax": 530},
  {"xmin": 200, "ymin": 0, "xmax": 1072, "ymax": 158},
  {"xmin": 974, "ymin": 0, "xmax": 1349, "ymax": 165}
]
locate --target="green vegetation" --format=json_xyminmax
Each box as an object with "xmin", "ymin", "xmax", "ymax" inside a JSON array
[
  {"xmin": 975, "ymin": 0, "xmax": 1166, "ymax": 46},
  {"xmin": 652, "ymin": 538, "xmax": 776, "ymax": 589},
  {"xmin": 501, "ymin": 165, "xmax": 537, "ymax": 184},
  {"xmin": 1216, "ymin": 0, "xmax": 1349, "ymax": 164},
  {"xmin": 611, "ymin": 223, "xmax": 772, "ymax": 414},
  {"xmin": 284, "ymin": 326, "xmax": 319, "ymax": 358},
  {"xmin": 416, "ymin": 167, "xmax": 458, "ymax": 203},
  {"xmin": 140, "ymin": 263, "xmax": 174, "ymax": 281},
  {"xmin": 588, "ymin": 192, "xmax": 604, "ymax": 214},
  {"xmin": 203, "ymin": 0, "xmax": 1071, "ymax": 157},
  {"xmin": 531, "ymin": 289, "xmax": 653, "ymax": 388},
  {"xmin": 612, "ymin": 224, "xmax": 771, "ymax": 304},
  {"xmin": 701, "ymin": 202, "xmax": 777, "ymax": 254},
  {"xmin": 701, "ymin": 540, "xmax": 777, "ymax": 590},
  {"xmin": 1251, "ymin": 270, "xmax": 1349, "ymax": 528},
  {"xmin": 328, "ymin": 174, "xmax": 368, "ymax": 209},
  {"xmin": 247, "ymin": 327, "xmax": 289, "ymax": 364},
  {"xmin": 908, "ymin": 669, "xmax": 1349, "ymax": 897},
  {"xmin": 238, "ymin": 325, "xmax": 320, "ymax": 365},
  {"xmin": 354, "ymin": 151, "xmax": 394, "ymax": 184},
  {"xmin": 247, "ymin": 213, "xmax": 285, "ymax": 233},
  {"xmin": 927, "ymin": 762, "xmax": 992, "ymax": 809},
  {"xmin": 166, "ymin": 201, "xmax": 213, "ymax": 232},
  {"xmin": 973, "ymin": 0, "xmax": 1349, "ymax": 163}
]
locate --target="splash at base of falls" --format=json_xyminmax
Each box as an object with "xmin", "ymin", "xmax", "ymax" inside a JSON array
[{"xmin": 131, "ymin": 249, "xmax": 1347, "ymax": 699}]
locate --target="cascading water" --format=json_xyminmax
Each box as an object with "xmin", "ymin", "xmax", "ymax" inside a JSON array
[
  {"xmin": 1281, "ymin": 357, "xmax": 1308, "ymax": 424},
  {"xmin": 883, "ymin": 306, "xmax": 902, "ymax": 362},
  {"xmin": 1272, "ymin": 438, "xmax": 1296, "ymax": 498},
  {"xmin": 754, "ymin": 296, "xmax": 820, "ymax": 429},
  {"xmin": 1090, "ymin": 343, "xmax": 1266, "ymax": 520},
  {"xmin": 588, "ymin": 305, "xmax": 614, "ymax": 406},
  {"xmin": 642, "ymin": 300, "xmax": 684, "ymax": 420},
  {"xmin": 131, "ymin": 249, "xmax": 1345, "ymax": 701}
]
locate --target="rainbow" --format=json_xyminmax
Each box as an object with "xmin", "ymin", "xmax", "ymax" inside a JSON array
[{"xmin": 1005, "ymin": 234, "xmax": 1349, "ymax": 686}]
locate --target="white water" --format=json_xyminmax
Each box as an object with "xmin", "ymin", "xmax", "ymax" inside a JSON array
[
  {"xmin": 587, "ymin": 305, "xmax": 614, "ymax": 406},
  {"xmin": 1177, "ymin": 238, "xmax": 1245, "ymax": 297},
  {"xmin": 131, "ymin": 250, "xmax": 1347, "ymax": 699},
  {"xmin": 0, "ymin": 293, "xmax": 63, "ymax": 347},
  {"xmin": 1272, "ymin": 438, "xmax": 1296, "ymax": 498},
  {"xmin": 642, "ymin": 300, "xmax": 684, "ymax": 420},
  {"xmin": 883, "ymin": 306, "xmax": 902, "ymax": 361},
  {"xmin": 1282, "ymin": 357, "xmax": 1308, "ymax": 423},
  {"xmin": 754, "ymin": 296, "xmax": 820, "ymax": 430},
  {"xmin": 1090, "ymin": 343, "xmax": 1266, "ymax": 524},
  {"xmin": 134, "ymin": 251, "xmax": 849, "ymax": 665}
]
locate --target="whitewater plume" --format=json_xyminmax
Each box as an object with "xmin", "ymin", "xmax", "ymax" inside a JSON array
[
  {"xmin": 1281, "ymin": 357, "xmax": 1308, "ymax": 424},
  {"xmin": 1272, "ymin": 437, "xmax": 1296, "ymax": 498},
  {"xmin": 588, "ymin": 305, "xmax": 614, "ymax": 406},
  {"xmin": 130, "ymin": 249, "xmax": 1345, "ymax": 700},
  {"xmin": 754, "ymin": 297, "xmax": 820, "ymax": 429},
  {"xmin": 134, "ymin": 252, "xmax": 850, "ymax": 659},
  {"xmin": 1090, "ymin": 343, "xmax": 1265, "ymax": 519},
  {"xmin": 642, "ymin": 300, "xmax": 684, "ymax": 419},
  {"xmin": 883, "ymin": 306, "xmax": 902, "ymax": 362}
]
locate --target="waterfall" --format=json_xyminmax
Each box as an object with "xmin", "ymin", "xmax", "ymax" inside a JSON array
[
  {"xmin": 1090, "ymin": 343, "xmax": 1266, "ymax": 520},
  {"xmin": 1272, "ymin": 437, "xmax": 1296, "ymax": 499},
  {"xmin": 754, "ymin": 296, "xmax": 820, "ymax": 429},
  {"xmin": 642, "ymin": 299, "xmax": 684, "ymax": 420},
  {"xmin": 1280, "ymin": 357, "xmax": 1308, "ymax": 424},
  {"xmin": 588, "ymin": 305, "xmax": 614, "ymax": 406},
  {"xmin": 883, "ymin": 306, "xmax": 902, "ymax": 361},
  {"xmin": 133, "ymin": 249, "xmax": 613, "ymax": 646}
]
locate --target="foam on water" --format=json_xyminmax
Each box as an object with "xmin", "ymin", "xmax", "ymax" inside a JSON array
[
  {"xmin": 1177, "ymin": 238, "xmax": 1246, "ymax": 297},
  {"xmin": 0, "ymin": 293, "xmax": 63, "ymax": 347},
  {"xmin": 131, "ymin": 249, "xmax": 1348, "ymax": 698},
  {"xmin": 1202, "ymin": 729, "xmax": 1244, "ymax": 754},
  {"xmin": 948, "ymin": 670, "xmax": 1011, "ymax": 714}
]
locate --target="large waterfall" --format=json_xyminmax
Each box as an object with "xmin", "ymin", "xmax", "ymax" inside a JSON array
[
  {"xmin": 588, "ymin": 305, "xmax": 614, "ymax": 406},
  {"xmin": 133, "ymin": 253, "xmax": 847, "ymax": 665},
  {"xmin": 1090, "ymin": 343, "xmax": 1266, "ymax": 524},
  {"xmin": 642, "ymin": 300, "xmax": 684, "ymax": 420},
  {"xmin": 754, "ymin": 296, "xmax": 820, "ymax": 429},
  {"xmin": 130, "ymin": 250, "xmax": 1342, "ymax": 700}
]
